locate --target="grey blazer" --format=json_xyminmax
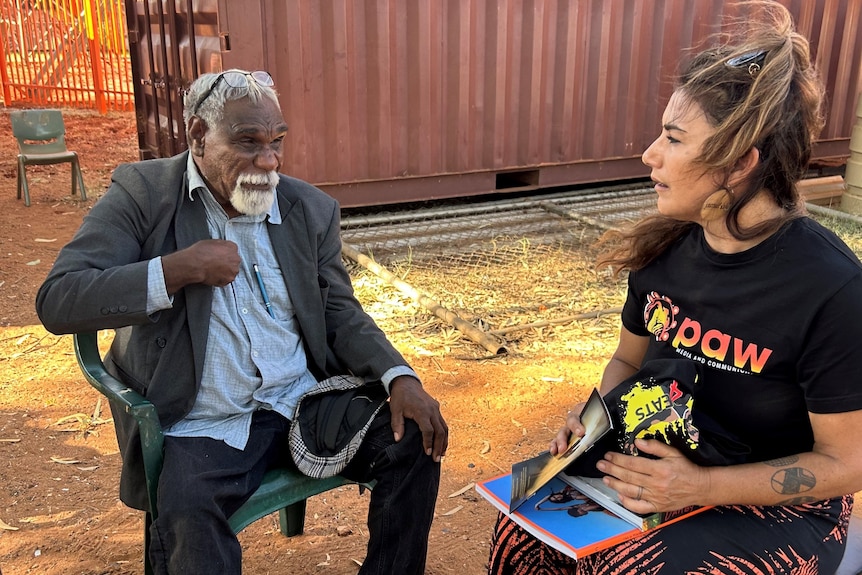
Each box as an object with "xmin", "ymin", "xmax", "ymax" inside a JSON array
[{"xmin": 36, "ymin": 152, "xmax": 408, "ymax": 509}]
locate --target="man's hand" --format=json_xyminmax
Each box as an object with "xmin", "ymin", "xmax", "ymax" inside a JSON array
[
  {"xmin": 161, "ymin": 239, "xmax": 241, "ymax": 294},
  {"xmin": 388, "ymin": 376, "xmax": 449, "ymax": 462}
]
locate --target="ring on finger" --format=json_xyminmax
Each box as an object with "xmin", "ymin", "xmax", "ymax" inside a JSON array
[{"xmin": 636, "ymin": 485, "xmax": 644, "ymax": 500}]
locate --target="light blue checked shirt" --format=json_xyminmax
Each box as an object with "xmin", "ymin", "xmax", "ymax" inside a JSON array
[{"xmin": 144, "ymin": 156, "xmax": 415, "ymax": 450}]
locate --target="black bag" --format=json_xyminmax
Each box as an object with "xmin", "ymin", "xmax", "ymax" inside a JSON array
[{"xmin": 566, "ymin": 358, "xmax": 750, "ymax": 478}]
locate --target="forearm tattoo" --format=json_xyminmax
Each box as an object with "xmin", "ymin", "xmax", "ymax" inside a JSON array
[
  {"xmin": 763, "ymin": 456, "xmax": 816, "ymax": 504},
  {"xmin": 763, "ymin": 456, "xmax": 799, "ymax": 467}
]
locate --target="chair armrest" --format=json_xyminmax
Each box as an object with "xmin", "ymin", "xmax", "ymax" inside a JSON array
[
  {"xmin": 73, "ymin": 332, "xmax": 152, "ymax": 411},
  {"xmin": 73, "ymin": 332, "xmax": 164, "ymax": 516}
]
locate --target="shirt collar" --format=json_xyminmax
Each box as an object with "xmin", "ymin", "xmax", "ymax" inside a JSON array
[{"xmin": 185, "ymin": 153, "xmax": 282, "ymax": 225}]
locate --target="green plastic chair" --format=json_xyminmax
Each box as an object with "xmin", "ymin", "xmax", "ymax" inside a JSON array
[
  {"xmin": 72, "ymin": 332, "xmax": 372, "ymax": 575},
  {"xmin": 10, "ymin": 109, "xmax": 87, "ymax": 206}
]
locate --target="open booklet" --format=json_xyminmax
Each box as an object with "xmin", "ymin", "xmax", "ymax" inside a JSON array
[
  {"xmin": 476, "ymin": 472, "xmax": 709, "ymax": 559},
  {"xmin": 509, "ymin": 387, "xmax": 612, "ymax": 512},
  {"xmin": 476, "ymin": 386, "xmax": 710, "ymax": 559}
]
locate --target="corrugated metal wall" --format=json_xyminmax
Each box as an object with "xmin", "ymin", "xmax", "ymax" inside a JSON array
[
  {"xmin": 124, "ymin": 0, "xmax": 215, "ymax": 157},
  {"xmin": 126, "ymin": 0, "xmax": 862, "ymax": 207}
]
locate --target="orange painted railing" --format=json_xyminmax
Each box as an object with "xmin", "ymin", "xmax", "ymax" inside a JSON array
[{"xmin": 0, "ymin": 0, "xmax": 133, "ymax": 113}]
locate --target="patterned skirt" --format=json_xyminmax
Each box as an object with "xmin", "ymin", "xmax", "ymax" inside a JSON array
[{"xmin": 488, "ymin": 494, "xmax": 853, "ymax": 575}]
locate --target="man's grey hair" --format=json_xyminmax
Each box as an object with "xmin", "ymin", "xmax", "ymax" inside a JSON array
[{"xmin": 183, "ymin": 69, "xmax": 280, "ymax": 130}]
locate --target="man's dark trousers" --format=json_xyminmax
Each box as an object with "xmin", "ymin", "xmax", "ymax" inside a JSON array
[{"xmin": 149, "ymin": 407, "xmax": 440, "ymax": 574}]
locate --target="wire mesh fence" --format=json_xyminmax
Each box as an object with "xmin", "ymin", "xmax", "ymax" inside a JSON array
[{"xmin": 340, "ymin": 183, "xmax": 656, "ymax": 359}]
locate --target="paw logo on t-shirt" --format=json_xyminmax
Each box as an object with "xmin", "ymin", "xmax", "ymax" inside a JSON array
[{"xmin": 644, "ymin": 291, "xmax": 679, "ymax": 342}]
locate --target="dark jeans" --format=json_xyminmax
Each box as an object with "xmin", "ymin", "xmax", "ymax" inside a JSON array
[{"xmin": 149, "ymin": 407, "xmax": 440, "ymax": 574}]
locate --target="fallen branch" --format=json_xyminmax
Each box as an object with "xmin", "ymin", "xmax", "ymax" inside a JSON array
[{"xmin": 342, "ymin": 243, "xmax": 508, "ymax": 355}]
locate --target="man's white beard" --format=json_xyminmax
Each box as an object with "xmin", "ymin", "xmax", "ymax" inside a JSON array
[{"xmin": 230, "ymin": 171, "xmax": 278, "ymax": 216}]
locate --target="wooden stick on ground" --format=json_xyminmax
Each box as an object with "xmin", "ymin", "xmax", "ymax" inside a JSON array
[{"xmin": 342, "ymin": 243, "xmax": 508, "ymax": 355}]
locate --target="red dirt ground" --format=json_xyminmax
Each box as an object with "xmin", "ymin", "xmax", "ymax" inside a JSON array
[{"xmin": 0, "ymin": 108, "xmax": 615, "ymax": 574}]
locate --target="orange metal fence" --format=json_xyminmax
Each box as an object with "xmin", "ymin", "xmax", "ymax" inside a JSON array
[{"xmin": 0, "ymin": 0, "xmax": 133, "ymax": 113}]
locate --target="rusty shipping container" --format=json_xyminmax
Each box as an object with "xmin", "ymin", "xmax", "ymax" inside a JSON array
[{"xmin": 126, "ymin": 0, "xmax": 862, "ymax": 207}]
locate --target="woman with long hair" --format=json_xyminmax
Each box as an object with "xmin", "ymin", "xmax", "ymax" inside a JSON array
[{"xmin": 488, "ymin": 2, "xmax": 862, "ymax": 573}]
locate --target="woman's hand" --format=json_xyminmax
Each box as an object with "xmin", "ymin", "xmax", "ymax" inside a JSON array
[
  {"xmin": 596, "ymin": 437, "xmax": 712, "ymax": 513},
  {"xmin": 549, "ymin": 401, "xmax": 588, "ymax": 456}
]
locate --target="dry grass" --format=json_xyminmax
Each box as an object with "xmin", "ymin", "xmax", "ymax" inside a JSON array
[{"xmin": 349, "ymin": 234, "xmax": 624, "ymax": 365}]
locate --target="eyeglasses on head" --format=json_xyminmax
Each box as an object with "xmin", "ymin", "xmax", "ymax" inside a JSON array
[{"xmin": 192, "ymin": 70, "xmax": 274, "ymax": 115}]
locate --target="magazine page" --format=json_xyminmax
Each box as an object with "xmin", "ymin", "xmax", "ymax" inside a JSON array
[
  {"xmin": 477, "ymin": 473, "xmax": 642, "ymax": 559},
  {"xmin": 509, "ymin": 387, "xmax": 612, "ymax": 512},
  {"xmin": 560, "ymin": 474, "xmax": 660, "ymax": 530},
  {"xmin": 560, "ymin": 473, "xmax": 712, "ymax": 532}
]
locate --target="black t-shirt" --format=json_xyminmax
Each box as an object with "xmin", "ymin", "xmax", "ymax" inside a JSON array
[{"xmin": 622, "ymin": 217, "xmax": 862, "ymax": 461}]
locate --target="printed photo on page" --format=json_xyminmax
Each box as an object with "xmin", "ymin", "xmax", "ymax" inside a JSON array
[{"xmin": 509, "ymin": 387, "xmax": 612, "ymax": 512}]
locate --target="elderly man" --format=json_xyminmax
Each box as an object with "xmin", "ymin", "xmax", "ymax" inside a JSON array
[{"xmin": 36, "ymin": 69, "xmax": 448, "ymax": 574}]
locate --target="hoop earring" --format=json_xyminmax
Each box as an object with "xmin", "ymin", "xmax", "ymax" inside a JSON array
[{"xmin": 700, "ymin": 188, "xmax": 734, "ymax": 221}]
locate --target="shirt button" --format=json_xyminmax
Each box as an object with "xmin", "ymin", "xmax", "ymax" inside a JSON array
[
  {"xmin": 252, "ymin": 351, "xmax": 259, "ymax": 358},
  {"xmin": 241, "ymin": 308, "xmax": 248, "ymax": 314}
]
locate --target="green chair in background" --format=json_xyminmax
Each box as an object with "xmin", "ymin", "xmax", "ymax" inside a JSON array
[
  {"xmin": 73, "ymin": 331, "xmax": 372, "ymax": 575},
  {"xmin": 10, "ymin": 109, "xmax": 87, "ymax": 206}
]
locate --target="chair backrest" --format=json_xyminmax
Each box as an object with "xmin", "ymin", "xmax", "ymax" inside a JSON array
[{"xmin": 9, "ymin": 109, "xmax": 69, "ymax": 155}]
